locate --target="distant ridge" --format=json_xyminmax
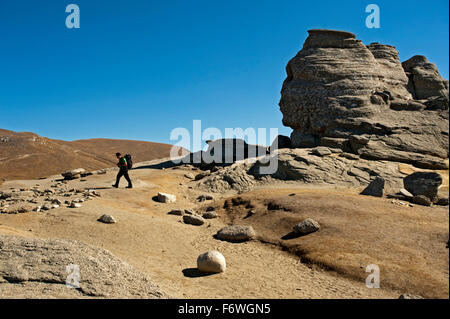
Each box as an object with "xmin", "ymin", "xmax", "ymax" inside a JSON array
[{"xmin": 0, "ymin": 129, "xmax": 178, "ymax": 181}]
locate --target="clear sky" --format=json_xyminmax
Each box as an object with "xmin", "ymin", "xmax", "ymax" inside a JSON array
[{"xmin": 0, "ymin": 0, "xmax": 448, "ymax": 151}]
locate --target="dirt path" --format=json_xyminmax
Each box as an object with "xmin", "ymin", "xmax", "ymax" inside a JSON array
[{"xmin": 0, "ymin": 162, "xmax": 406, "ymax": 298}]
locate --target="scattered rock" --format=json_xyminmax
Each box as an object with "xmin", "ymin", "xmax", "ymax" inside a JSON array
[
  {"xmin": 399, "ymin": 188, "xmax": 414, "ymax": 200},
  {"xmin": 42, "ymin": 204, "xmax": 52, "ymax": 211},
  {"xmin": 360, "ymin": 177, "xmax": 385, "ymax": 197},
  {"xmin": 98, "ymin": 214, "xmax": 117, "ymax": 224},
  {"xmin": 399, "ymin": 294, "xmax": 424, "ymax": 299},
  {"xmin": 168, "ymin": 209, "xmax": 183, "ymax": 216},
  {"xmin": 436, "ymin": 197, "xmax": 449, "ymax": 206},
  {"xmin": 184, "ymin": 173, "xmax": 194, "ymax": 179},
  {"xmin": 293, "ymin": 218, "xmax": 320, "ymax": 235},
  {"xmin": 195, "ymin": 172, "xmax": 210, "ymax": 181},
  {"xmin": 157, "ymin": 192, "xmax": 176, "ymax": 203},
  {"xmin": 198, "ymin": 194, "xmax": 214, "ymax": 202},
  {"xmin": 215, "ymin": 225, "xmax": 255, "ymax": 242},
  {"xmin": 197, "ymin": 250, "xmax": 226, "ymax": 274},
  {"xmin": 411, "ymin": 195, "xmax": 432, "ymax": 207},
  {"xmin": 391, "ymin": 199, "xmax": 412, "ymax": 207},
  {"xmin": 404, "ymin": 172, "xmax": 443, "ymax": 201},
  {"xmin": 70, "ymin": 202, "xmax": 82, "ymax": 208},
  {"xmin": 62, "ymin": 168, "xmax": 86, "ymax": 180},
  {"xmin": 243, "ymin": 210, "xmax": 256, "ymax": 219},
  {"xmin": 202, "ymin": 211, "xmax": 218, "ymax": 219},
  {"xmin": 183, "ymin": 214, "xmax": 205, "ymax": 226}
]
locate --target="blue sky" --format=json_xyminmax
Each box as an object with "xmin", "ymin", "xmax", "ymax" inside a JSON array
[{"xmin": 0, "ymin": 0, "xmax": 448, "ymax": 151}]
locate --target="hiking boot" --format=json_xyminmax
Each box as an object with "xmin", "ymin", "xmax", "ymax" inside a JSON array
[
  {"xmin": 126, "ymin": 185, "xmax": 133, "ymax": 189},
  {"xmin": 112, "ymin": 184, "xmax": 118, "ymax": 188}
]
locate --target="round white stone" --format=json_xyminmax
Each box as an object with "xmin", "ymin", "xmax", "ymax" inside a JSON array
[{"xmin": 197, "ymin": 250, "xmax": 226, "ymax": 274}]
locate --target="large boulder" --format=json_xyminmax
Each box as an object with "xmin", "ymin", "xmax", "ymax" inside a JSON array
[
  {"xmin": 215, "ymin": 225, "xmax": 256, "ymax": 242},
  {"xmin": 0, "ymin": 235, "xmax": 168, "ymax": 298},
  {"xmin": 197, "ymin": 250, "xmax": 226, "ymax": 274},
  {"xmin": 183, "ymin": 214, "xmax": 205, "ymax": 226},
  {"xmin": 279, "ymin": 29, "xmax": 449, "ymax": 170},
  {"xmin": 270, "ymin": 135, "xmax": 292, "ymax": 151},
  {"xmin": 360, "ymin": 177, "xmax": 385, "ymax": 197},
  {"xmin": 402, "ymin": 55, "xmax": 449, "ymax": 101},
  {"xmin": 403, "ymin": 172, "xmax": 442, "ymax": 202}
]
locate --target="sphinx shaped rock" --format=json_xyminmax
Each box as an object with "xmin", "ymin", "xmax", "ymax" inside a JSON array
[{"xmin": 280, "ymin": 29, "xmax": 449, "ymax": 169}]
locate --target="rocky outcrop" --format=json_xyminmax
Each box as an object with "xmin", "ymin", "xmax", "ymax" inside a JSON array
[
  {"xmin": 279, "ymin": 29, "xmax": 449, "ymax": 170},
  {"xmin": 0, "ymin": 235, "xmax": 168, "ymax": 298},
  {"xmin": 402, "ymin": 55, "xmax": 449, "ymax": 102}
]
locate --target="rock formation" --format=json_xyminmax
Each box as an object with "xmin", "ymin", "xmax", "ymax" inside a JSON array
[
  {"xmin": 0, "ymin": 235, "xmax": 168, "ymax": 298},
  {"xmin": 279, "ymin": 29, "xmax": 449, "ymax": 169}
]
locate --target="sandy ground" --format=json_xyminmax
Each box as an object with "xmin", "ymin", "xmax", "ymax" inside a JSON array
[{"xmin": 0, "ymin": 159, "xmax": 447, "ymax": 299}]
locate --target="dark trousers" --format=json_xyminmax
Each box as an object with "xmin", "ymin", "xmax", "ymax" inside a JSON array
[{"xmin": 115, "ymin": 167, "xmax": 132, "ymax": 187}]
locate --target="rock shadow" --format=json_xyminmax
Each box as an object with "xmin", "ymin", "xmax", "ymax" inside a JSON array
[
  {"xmin": 281, "ymin": 231, "xmax": 309, "ymax": 240},
  {"xmin": 182, "ymin": 268, "xmax": 215, "ymax": 278}
]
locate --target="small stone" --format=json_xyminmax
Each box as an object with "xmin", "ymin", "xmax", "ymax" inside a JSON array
[
  {"xmin": 436, "ymin": 197, "xmax": 449, "ymax": 206},
  {"xmin": 70, "ymin": 202, "xmax": 82, "ymax": 208},
  {"xmin": 411, "ymin": 195, "xmax": 432, "ymax": 207},
  {"xmin": 98, "ymin": 214, "xmax": 117, "ymax": 224},
  {"xmin": 184, "ymin": 173, "xmax": 194, "ymax": 179},
  {"xmin": 293, "ymin": 218, "xmax": 320, "ymax": 235},
  {"xmin": 202, "ymin": 211, "xmax": 218, "ymax": 219},
  {"xmin": 197, "ymin": 251, "xmax": 226, "ymax": 274},
  {"xmin": 216, "ymin": 225, "xmax": 255, "ymax": 242},
  {"xmin": 399, "ymin": 188, "xmax": 414, "ymax": 200},
  {"xmin": 42, "ymin": 204, "xmax": 52, "ymax": 211},
  {"xmin": 399, "ymin": 294, "xmax": 424, "ymax": 299},
  {"xmin": 157, "ymin": 192, "xmax": 176, "ymax": 203},
  {"xmin": 183, "ymin": 214, "xmax": 205, "ymax": 226}
]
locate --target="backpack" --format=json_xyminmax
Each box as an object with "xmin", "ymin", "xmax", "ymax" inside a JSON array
[{"xmin": 124, "ymin": 154, "xmax": 133, "ymax": 169}]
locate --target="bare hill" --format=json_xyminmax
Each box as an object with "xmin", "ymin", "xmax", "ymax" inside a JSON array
[{"xmin": 0, "ymin": 129, "xmax": 177, "ymax": 181}]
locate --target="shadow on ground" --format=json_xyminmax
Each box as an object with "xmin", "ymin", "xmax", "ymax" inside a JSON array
[{"xmin": 182, "ymin": 268, "xmax": 216, "ymax": 278}]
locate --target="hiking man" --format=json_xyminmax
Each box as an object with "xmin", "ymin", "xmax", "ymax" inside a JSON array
[{"xmin": 112, "ymin": 152, "xmax": 133, "ymax": 189}]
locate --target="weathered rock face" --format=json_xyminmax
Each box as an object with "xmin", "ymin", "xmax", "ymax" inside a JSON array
[
  {"xmin": 0, "ymin": 235, "xmax": 168, "ymax": 298},
  {"xmin": 280, "ymin": 29, "xmax": 449, "ymax": 169},
  {"xmin": 402, "ymin": 55, "xmax": 449, "ymax": 101}
]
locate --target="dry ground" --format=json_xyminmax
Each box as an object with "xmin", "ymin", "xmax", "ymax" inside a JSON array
[{"xmin": 0, "ymin": 159, "xmax": 448, "ymax": 299}]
